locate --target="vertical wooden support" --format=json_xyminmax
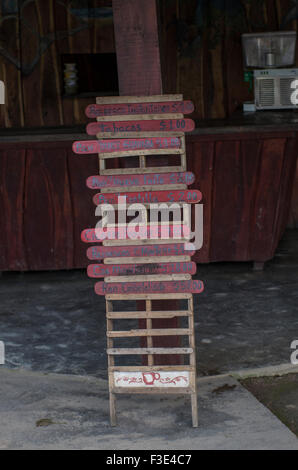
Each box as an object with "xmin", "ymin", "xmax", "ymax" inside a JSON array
[
  {"xmin": 112, "ymin": 0, "xmax": 181, "ymax": 366},
  {"xmin": 112, "ymin": 0, "xmax": 163, "ymax": 96},
  {"xmin": 106, "ymin": 299, "xmax": 116, "ymax": 426}
]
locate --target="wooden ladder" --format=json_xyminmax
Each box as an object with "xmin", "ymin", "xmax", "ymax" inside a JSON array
[{"xmin": 77, "ymin": 94, "xmax": 204, "ymax": 427}]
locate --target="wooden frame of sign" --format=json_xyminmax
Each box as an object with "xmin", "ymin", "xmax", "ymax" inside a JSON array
[{"xmin": 76, "ymin": 94, "xmax": 204, "ymax": 427}]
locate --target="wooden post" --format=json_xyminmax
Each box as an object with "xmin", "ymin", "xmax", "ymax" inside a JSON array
[
  {"xmin": 112, "ymin": 0, "xmax": 163, "ymax": 96},
  {"xmin": 112, "ymin": 0, "xmax": 183, "ymax": 365}
]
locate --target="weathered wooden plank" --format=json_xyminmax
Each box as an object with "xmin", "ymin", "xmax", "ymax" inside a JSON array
[
  {"xmin": 86, "ymin": 101, "xmax": 194, "ymax": 117},
  {"xmin": 23, "ymin": 147, "xmax": 74, "ymax": 270},
  {"xmin": 86, "ymin": 172, "xmax": 195, "ymax": 189},
  {"xmin": 102, "ymin": 239, "xmax": 191, "ymax": 247},
  {"xmin": 104, "ymin": 256, "xmax": 191, "ymax": 265},
  {"xmin": 106, "ymin": 274, "xmax": 191, "ymax": 283},
  {"xmin": 107, "ymin": 328, "xmax": 191, "ymax": 337},
  {"xmin": 93, "ymin": 189, "xmax": 202, "ymax": 205},
  {"xmin": 112, "ymin": 387, "xmax": 193, "ymax": 394},
  {"xmin": 100, "ymin": 166, "xmax": 185, "ymax": 176},
  {"xmin": 110, "ymin": 365, "xmax": 194, "ymax": 371},
  {"xmin": 95, "ymin": 279, "xmax": 204, "ymax": 295},
  {"xmin": 106, "ymin": 310, "xmax": 192, "ymax": 319},
  {"xmin": 112, "ymin": 0, "xmax": 162, "ymax": 95},
  {"xmin": 249, "ymin": 138, "xmax": 286, "ymax": 261},
  {"xmin": 87, "ymin": 243, "xmax": 195, "ymax": 260},
  {"xmin": 21, "ymin": 1, "xmax": 43, "ymax": 127},
  {"xmin": 95, "ymin": 148, "xmax": 185, "ymax": 159},
  {"xmin": 96, "ymin": 95, "xmax": 183, "ymax": 104},
  {"xmin": 87, "ymin": 261, "xmax": 196, "ymax": 277},
  {"xmin": 96, "ymin": 131, "xmax": 185, "ymax": 139},
  {"xmin": 81, "ymin": 225, "xmax": 190, "ymax": 243},
  {"xmin": 107, "ymin": 348, "xmax": 193, "ymax": 355},
  {"xmin": 186, "ymin": 139, "xmax": 214, "ymax": 263},
  {"xmin": 96, "ymin": 114, "xmax": 186, "ymax": 123},
  {"xmin": 73, "ymin": 137, "xmax": 181, "ymax": 155},
  {"xmin": 0, "ymin": 149, "xmax": 27, "ymax": 270},
  {"xmin": 101, "ymin": 184, "xmax": 187, "ymax": 193},
  {"xmin": 106, "ymin": 293, "xmax": 192, "ymax": 300},
  {"xmin": 86, "ymin": 119, "xmax": 195, "ymax": 135}
]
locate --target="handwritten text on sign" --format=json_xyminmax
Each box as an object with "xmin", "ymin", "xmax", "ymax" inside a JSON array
[
  {"xmin": 86, "ymin": 172, "xmax": 195, "ymax": 189},
  {"xmin": 87, "ymin": 261, "xmax": 196, "ymax": 278},
  {"xmin": 86, "ymin": 119, "xmax": 195, "ymax": 135},
  {"xmin": 73, "ymin": 137, "xmax": 181, "ymax": 155},
  {"xmin": 95, "ymin": 279, "xmax": 204, "ymax": 295},
  {"xmin": 93, "ymin": 189, "xmax": 202, "ymax": 205},
  {"xmin": 81, "ymin": 225, "xmax": 190, "ymax": 243},
  {"xmin": 85, "ymin": 101, "xmax": 194, "ymax": 118},
  {"xmin": 87, "ymin": 243, "xmax": 195, "ymax": 260}
]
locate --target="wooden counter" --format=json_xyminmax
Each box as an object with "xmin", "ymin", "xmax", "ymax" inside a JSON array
[{"xmin": 0, "ymin": 111, "xmax": 297, "ymax": 270}]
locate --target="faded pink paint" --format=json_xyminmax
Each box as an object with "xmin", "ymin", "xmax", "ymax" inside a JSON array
[
  {"xmin": 86, "ymin": 119, "xmax": 195, "ymax": 135},
  {"xmin": 95, "ymin": 279, "xmax": 204, "ymax": 295},
  {"xmin": 93, "ymin": 189, "xmax": 202, "ymax": 205}
]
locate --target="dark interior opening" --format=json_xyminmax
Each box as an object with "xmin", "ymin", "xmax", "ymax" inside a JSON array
[{"xmin": 61, "ymin": 53, "xmax": 119, "ymax": 96}]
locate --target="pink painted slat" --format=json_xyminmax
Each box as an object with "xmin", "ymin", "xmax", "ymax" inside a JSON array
[
  {"xmin": 81, "ymin": 225, "xmax": 190, "ymax": 243},
  {"xmin": 93, "ymin": 189, "xmax": 202, "ymax": 205},
  {"xmin": 86, "ymin": 172, "xmax": 195, "ymax": 189},
  {"xmin": 95, "ymin": 279, "xmax": 204, "ymax": 295},
  {"xmin": 73, "ymin": 137, "xmax": 181, "ymax": 155},
  {"xmin": 85, "ymin": 101, "xmax": 194, "ymax": 118},
  {"xmin": 87, "ymin": 261, "xmax": 197, "ymax": 278},
  {"xmin": 86, "ymin": 119, "xmax": 195, "ymax": 135},
  {"xmin": 86, "ymin": 243, "xmax": 195, "ymax": 260}
]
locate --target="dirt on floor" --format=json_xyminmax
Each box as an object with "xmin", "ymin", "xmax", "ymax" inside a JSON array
[{"xmin": 241, "ymin": 373, "xmax": 298, "ymax": 438}]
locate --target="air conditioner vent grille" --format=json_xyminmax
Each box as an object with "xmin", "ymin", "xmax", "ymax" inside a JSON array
[{"xmin": 258, "ymin": 79, "xmax": 275, "ymax": 107}]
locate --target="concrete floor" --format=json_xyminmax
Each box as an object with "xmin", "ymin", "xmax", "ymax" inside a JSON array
[
  {"xmin": 1, "ymin": 229, "xmax": 298, "ymax": 378},
  {"xmin": 1, "ymin": 369, "xmax": 298, "ymax": 450}
]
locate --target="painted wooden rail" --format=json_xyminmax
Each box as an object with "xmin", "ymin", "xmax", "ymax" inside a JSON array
[
  {"xmin": 73, "ymin": 137, "xmax": 182, "ymax": 156},
  {"xmin": 87, "ymin": 261, "xmax": 197, "ymax": 277},
  {"xmin": 92, "ymin": 189, "xmax": 202, "ymax": 205},
  {"xmin": 75, "ymin": 94, "xmax": 203, "ymax": 428},
  {"xmin": 86, "ymin": 243, "xmax": 196, "ymax": 260},
  {"xmin": 86, "ymin": 119, "xmax": 195, "ymax": 136},
  {"xmin": 86, "ymin": 171, "xmax": 195, "ymax": 189},
  {"xmin": 85, "ymin": 100, "xmax": 194, "ymax": 118}
]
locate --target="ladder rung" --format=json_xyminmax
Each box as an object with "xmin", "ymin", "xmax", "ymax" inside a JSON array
[
  {"xmin": 107, "ymin": 347, "xmax": 193, "ymax": 355},
  {"xmin": 107, "ymin": 328, "xmax": 191, "ymax": 338},
  {"xmin": 106, "ymin": 310, "xmax": 192, "ymax": 319},
  {"xmin": 109, "ymin": 365, "xmax": 195, "ymax": 372}
]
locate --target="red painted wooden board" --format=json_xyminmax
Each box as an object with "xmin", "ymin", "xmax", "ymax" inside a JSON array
[
  {"xmin": 81, "ymin": 225, "xmax": 190, "ymax": 243},
  {"xmin": 93, "ymin": 189, "xmax": 202, "ymax": 205},
  {"xmin": 86, "ymin": 172, "xmax": 195, "ymax": 189},
  {"xmin": 95, "ymin": 279, "xmax": 204, "ymax": 295},
  {"xmin": 87, "ymin": 243, "xmax": 195, "ymax": 260},
  {"xmin": 73, "ymin": 137, "xmax": 181, "ymax": 155},
  {"xmin": 87, "ymin": 261, "xmax": 196, "ymax": 277},
  {"xmin": 85, "ymin": 101, "xmax": 194, "ymax": 118},
  {"xmin": 86, "ymin": 119, "xmax": 195, "ymax": 135}
]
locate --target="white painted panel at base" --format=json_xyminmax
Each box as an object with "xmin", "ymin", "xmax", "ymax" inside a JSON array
[{"xmin": 113, "ymin": 371, "xmax": 190, "ymax": 388}]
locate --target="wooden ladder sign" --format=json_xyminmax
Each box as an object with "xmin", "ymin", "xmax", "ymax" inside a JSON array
[{"xmin": 74, "ymin": 94, "xmax": 204, "ymax": 427}]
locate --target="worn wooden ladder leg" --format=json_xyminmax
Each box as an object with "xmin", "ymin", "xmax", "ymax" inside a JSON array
[
  {"xmin": 146, "ymin": 300, "xmax": 154, "ymax": 367},
  {"xmin": 109, "ymin": 392, "xmax": 117, "ymax": 427},
  {"xmin": 188, "ymin": 296, "xmax": 198, "ymax": 427},
  {"xmin": 106, "ymin": 299, "xmax": 117, "ymax": 426}
]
